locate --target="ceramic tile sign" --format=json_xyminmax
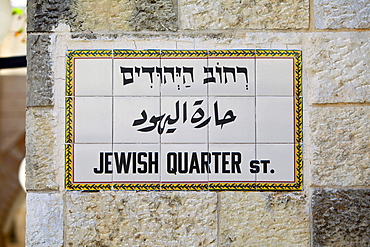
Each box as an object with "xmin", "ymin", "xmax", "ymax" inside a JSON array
[{"xmin": 65, "ymin": 49, "xmax": 303, "ymax": 191}]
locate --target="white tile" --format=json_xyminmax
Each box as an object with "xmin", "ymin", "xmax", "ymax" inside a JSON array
[
  {"xmin": 208, "ymin": 144, "xmax": 255, "ymax": 183},
  {"xmin": 161, "ymin": 97, "xmax": 208, "ymax": 144},
  {"xmin": 255, "ymin": 144, "xmax": 295, "ymax": 182},
  {"xmin": 256, "ymin": 58, "xmax": 294, "ymax": 96},
  {"xmin": 74, "ymin": 97, "xmax": 112, "ymax": 143},
  {"xmin": 256, "ymin": 97, "xmax": 294, "ymax": 143},
  {"xmin": 74, "ymin": 58, "xmax": 112, "ymax": 96},
  {"xmin": 73, "ymin": 144, "xmax": 113, "ymax": 183},
  {"xmin": 161, "ymin": 144, "xmax": 209, "ymax": 183},
  {"xmin": 113, "ymin": 57, "xmax": 161, "ymax": 96},
  {"xmin": 208, "ymin": 57, "xmax": 255, "ymax": 96},
  {"xmin": 113, "ymin": 97, "xmax": 160, "ymax": 143},
  {"xmin": 209, "ymin": 97, "xmax": 255, "ymax": 143},
  {"xmin": 113, "ymin": 144, "xmax": 160, "ymax": 183},
  {"xmin": 160, "ymin": 57, "xmax": 208, "ymax": 96}
]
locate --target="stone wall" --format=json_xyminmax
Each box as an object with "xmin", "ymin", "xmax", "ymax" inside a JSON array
[{"xmin": 26, "ymin": 0, "xmax": 369, "ymax": 246}]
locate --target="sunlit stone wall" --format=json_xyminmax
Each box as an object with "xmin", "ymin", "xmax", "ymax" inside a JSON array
[{"xmin": 26, "ymin": 0, "xmax": 369, "ymax": 246}]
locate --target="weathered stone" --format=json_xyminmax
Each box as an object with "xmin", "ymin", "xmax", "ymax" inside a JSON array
[
  {"xmin": 65, "ymin": 191, "xmax": 217, "ymax": 246},
  {"xmin": 74, "ymin": 0, "xmax": 134, "ymax": 32},
  {"xmin": 312, "ymin": 189, "xmax": 370, "ymax": 246},
  {"xmin": 131, "ymin": 0, "xmax": 178, "ymax": 31},
  {"xmin": 28, "ymin": 0, "xmax": 177, "ymax": 33},
  {"xmin": 315, "ymin": 0, "xmax": 370, "ymax": 29},
  {"xmin": 27, "ymin": 34, "xmax": 54, "ymax": 107},
  {"xmin": 27, "ymin": 0, "xmax": 76, "ymax": 32},
  {"xmin": 219, "ymin": 192, "xmax": 310, "ymax": 246},
  {"xmin": 308, "ymin": 106, "xmax": 370, "ymax": 187},
  {"xmin": 74, "ymin": 0, "xmax": 177, "ymax": 32},
  {"xmin": 26, "ymin": 107, "xmax": 60, "ymax": 191},
  {"xmin": 306, "ymin": 32, "xmax": 370, "ymax": 104},
  {"xmin": 26, "ymin": 193, "xmax": 64, "ymax": 247},
  {"xmin": 179, "ymin": 0, "xmax": 309, "ymax": 30}
]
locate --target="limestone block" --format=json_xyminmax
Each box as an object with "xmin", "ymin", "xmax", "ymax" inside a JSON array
[
  {"xmin": 27, "ymin": 0, "xmax": 76, "ymax": 32},
  {"xmin": 306, "ymin": 32, "xmax": 370, "ymax": 104},
  {"xmin": 315, "ymin": 0, "xmax": 370, "ymax": 29},
  {"xmin": 219, "ymin": 192, "xmax": 310, "ymax": 246},
  {"xmin": 65, "ymin": 191, "xmax": 217, "ymax": 246},
  {"xmin": 73, "ymin": 0, "xmax": 177, "ymax": 32},
  {"xmin": 26, "ymin": 193, "xmax": 64, "ymax": 247},
  {"xmin": 308, "ymin": 106, "xmax": 370, "ymax": 186},
  {"xmin": 26, "ymin": 107, "xmax": 60, "ymax": 191},
  {"xmin": 131, "ymin": 0, "xmax": 178, "ymax": 31},
  {"xmin": 28, "ymin": 0, "xmax": 177, "ymax": 32},
  {"xmin": 312, "ymin": 189, "xmax": 370, "ymax": 246},
  {"xmin": 179, "ymin": 0, "xmax": 309, "ymax": 30},
  {"xmin": 27, "ymin": 34, "xmax": 54, "ymax": 107},
  {"xmin": 74, "ymin": 0, "xmax": 134, "ymax": 32}
]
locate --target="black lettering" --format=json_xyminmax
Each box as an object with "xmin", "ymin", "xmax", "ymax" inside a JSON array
[
  {"xmin": 167, "ymin": 152, "xmax": 177, "ymax": 174},
  {"xmin": 132, "ymin": 152, "xmax": 136, "ymax": 174},
  {"xmin": 104, "ymin": 152, "xmax": 113, "ymax": 174},
  {"xmin": 94, "ymin": 152, "xmax": 104, "ymax": 174},
  {"xmin": 250, "ymin": 160, "xmax": 260, "ymax": 173},
  {"xmin": 137, "ymin": 152, "xmax": 147, "ymax": 174},
  {"xmin": 231, "ymin": 152, "xmax": 242, "ymax": 173},
  {"xmin": 203, "ymin": 67, "xmax": 216, "ymax": 84},
  {"xmin": 142, "ymin": 67, "xmax": 155, "ymax": 85},
  {"xmin": 261, "ymin": 160, "xmax": 270, "ymax": 173},
  {"xmin": 178, "ymin": 152, "xmax": 188, "ymax": 174},
  {"xmin": 212, "ymin": 152, "xmax": 221, "ymax": 173},
  {"xmin": 120, "ymin": 67, "xmax": 134, "ymax": 85},
  {"xmin": 201, "ymin": 152, "xmax": 211, "ymax": 173},
  {"xmin": 189, "ymin": 152, "xmax": 200, "ymax": 173},
  {"xmin": 222, "ymin": 152, "xmax": 230, "ymax": 173},
  {"xmin": 223, "ymin": 67, "xmax": 236, "ymax": 84},
  {"xmin": 182, "ymin": 67, "xmax": 194, "ymax": 84},
  {"xmin": 148, "ymin": 152, "xmax": 159, "ymax": 173},
  {"xmin": 114, "ymin": 152, "xmax": 132, "ymax": 174}
]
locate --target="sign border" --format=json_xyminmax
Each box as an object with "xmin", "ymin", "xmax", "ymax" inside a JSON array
[{"xmin": 65, "ymin": 49, "xmax": 303, "ymax": 191}]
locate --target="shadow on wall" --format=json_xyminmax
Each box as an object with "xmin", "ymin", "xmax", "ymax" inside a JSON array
[{"xmin": 0, "ymin": 77, "xmax": 26, "ymax": 247}]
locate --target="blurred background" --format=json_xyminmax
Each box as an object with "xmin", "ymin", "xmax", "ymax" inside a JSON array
[{"xmin": 0, "ymin": 0, "xmax": 27, "ymax": 246}]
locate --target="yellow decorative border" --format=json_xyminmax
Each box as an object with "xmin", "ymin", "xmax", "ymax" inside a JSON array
[
  {"xmin": 66, "ymin": 50, "xmax": 112, "ymax": 97},
  {"xmin": 114, "ymin": 49, "xmax": 160, "ymax": 58},
  {"xmin": 161, "ymin": 50, "xmax": 208, "ymax": 58},
  {"xmin": 65, "ymin": 50, "xmax": 113, "ymax": 191},
  {"xmin": 65, "ymin": 144, "xmax": 112, "ymax": 191},
  {"xmin": 65, "ymin": 97, "xmax": 73, "ymax": 144},
  {"xmin": 161, "ymin": 183, "xmax": 208, "ymax": 191},
  {"xmin": 65, "ymin": 49, "xmax": 303, "ymax": 191},
  {"xmin": 113, "ymin": 183, "xmax": 160, "ymax": 191},
  {"xmin": 67, "ymin": 49, "xmax": 112, "ymax": 58},
  {"xmin": 208, "ymin": 49, "xmax": 255, "ymax": 57},
  {"xmin": 208, "ymin": 182, "xmax": 256, "ymax": 191}
]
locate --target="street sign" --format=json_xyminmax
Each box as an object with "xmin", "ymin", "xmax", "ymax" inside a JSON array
[{"xmin": 65, "ymin": 49, "xmax": 303, "ymax": 191}]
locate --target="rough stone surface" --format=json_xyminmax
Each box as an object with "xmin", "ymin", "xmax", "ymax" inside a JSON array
[
  {"xmin": 315, "ymin": 0, "xmax": 370, "ymax": 29},
  {"xmin": 26, "ymin": 107, "xmax": 59, "ymax": 191},
  {"xmin": 27, "ymin": 0, "xmax": 76, "ymax": 32},
  {"xmin": 219, "ymin": 192, "xmax": 310, "ymax": 246},
  {"xmin": 312, "ymin": 189, "xmax": 370, "ymax": 246},
  {"xmin": 308, "ymin": 106, "xmax": 370, "ymax": 187},
  {"xmin": 27, "ymin": 34, "xmax": 54, "ymax": 107},
  {"xmin": 306, "ymin": 32, "xmax": 370, "ymax": 104},
  {"xmin": 131, "ymin": 0, "xmax": 178, "ymax": 31},
  {"xmin": 179, "ymin": 0, "xmax": 309, "ymax": 30},
  {"xmin": 28, "ymin": 0, "xmax": 178, "ymax": 32},
  {"xmin": 26, "ymin": 193, "xmax": 64, "ymax": 247},
  {"xmin": 65, "ymin": 191, "xmax": 217, "ymax": 246},
  {"xmin": 75, "ymin": 0, "xmax": 177, "ymax": 32},
  {"xmin": 74, "ymin": 0, "xmax": 134, "ymax": 32}
]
